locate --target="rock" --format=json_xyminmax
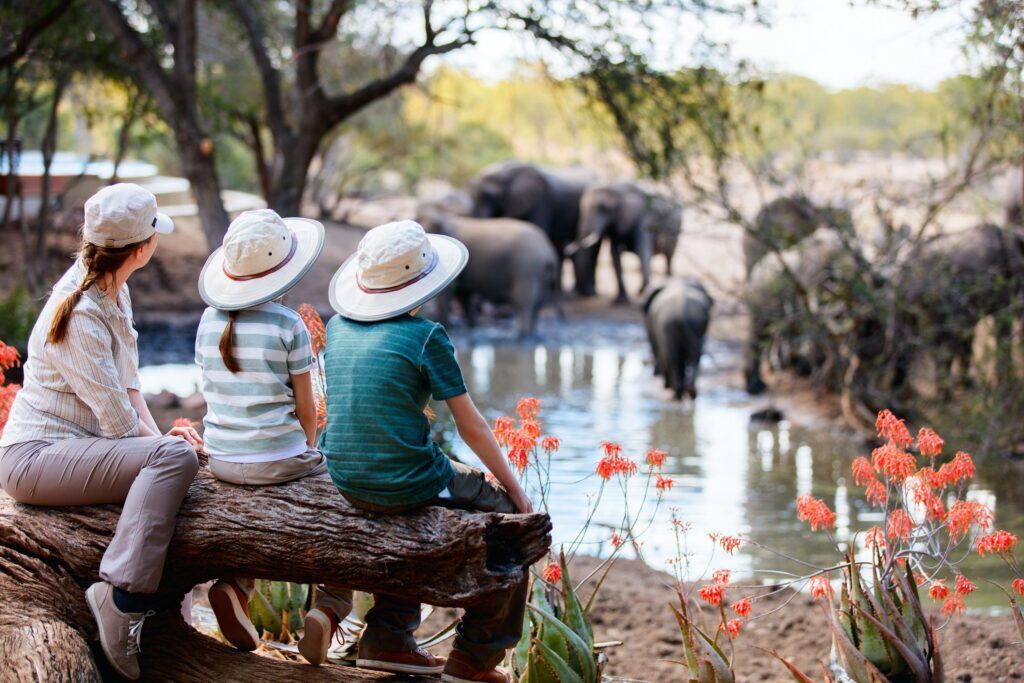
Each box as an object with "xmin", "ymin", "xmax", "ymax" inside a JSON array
[
  {"xmin": 181, "ymin": 391, "xmax": 208, "ymax": 411},
  {"xmin": 146, "ymin": 390, "xmax": 180, "ymax": 410}
]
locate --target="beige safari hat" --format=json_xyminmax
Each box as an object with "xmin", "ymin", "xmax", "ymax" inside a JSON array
[
  {"xmin": 329, "ymin": 220, "xmax": 467, "ymax": 321},
  {"xmin": 84, "ymin": 183, "xmax": 174, "ymax": 248},
  {"xmin": 199, "ymin": 209, "xmax": 324, "ymax": 310}
]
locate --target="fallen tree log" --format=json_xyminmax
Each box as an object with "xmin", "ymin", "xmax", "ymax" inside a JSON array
[{"xmin": 0, "ymin": 469, "xmax": 552, "ymax": 681}]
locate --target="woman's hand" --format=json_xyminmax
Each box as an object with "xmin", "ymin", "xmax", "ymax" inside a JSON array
[{"xmin": 167, "ymin": 425, "xmax": 204, "ymax": 452}]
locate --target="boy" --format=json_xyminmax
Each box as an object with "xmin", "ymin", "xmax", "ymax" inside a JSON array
[{"xmin": 319, "ymin": 220, "xmax": 533, "ymax": 683}]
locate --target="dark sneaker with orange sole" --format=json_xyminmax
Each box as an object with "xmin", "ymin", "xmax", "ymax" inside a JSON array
[
  {"xmin": 357, "ymin": 646, "xmax": 446, "ymax": 675},
  {"xmin": 208, "ymin": 579, "xmax": 259, "ymax": 651},
  {"xmin": 442, "ymin": 651, "xmax": 512, "ymax": 683}
]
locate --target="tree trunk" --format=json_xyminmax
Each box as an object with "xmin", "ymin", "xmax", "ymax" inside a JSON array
[
  {"xmin": 0, "ymin": 469, "xmax": 551, "ymax": 681},
  {"xmin": 177, "ymin": 131, "xmax": 230, "ymax": 249},
  {"xmin": 268, "ymin": 131, "xmax": 321, "ymax": 218}
]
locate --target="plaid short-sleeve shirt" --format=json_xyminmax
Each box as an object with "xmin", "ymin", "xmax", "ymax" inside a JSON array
[{"xmin": 1, "ymin": 260, "xmax": 142, "ymax": 446}]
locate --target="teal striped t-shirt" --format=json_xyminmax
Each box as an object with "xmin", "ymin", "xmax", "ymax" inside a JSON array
[
  {"xmin": 195, "ymin": 303, "xmax": 314, "ymax": 461},
  {"xmin": 320, "ymin": 314, "xmax": 466, "ymax": 507}
]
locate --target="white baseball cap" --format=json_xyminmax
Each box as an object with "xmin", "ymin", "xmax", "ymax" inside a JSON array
[
  {"xmin": 199, "ymin": 209, "xmax": 325, "ymax": 310},
  {"xmin": 84, "ymin": 183, "xmax": 174, "ymax": 248},
  {"xmin": 329, "ymin": 220, "xmax": 468, "ymax": 321}
]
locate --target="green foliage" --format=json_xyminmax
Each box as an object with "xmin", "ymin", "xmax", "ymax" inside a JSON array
[
  {"xmin": 247, "ymin": 580, "xmax": 307, "ymax": 642},
  {"xmin": 0, "ymin": 287, "xmax": 39, "ymax": 353},
  {"xmin": 513, "ymin": 553, "xmax": 601, "ymax": 683}
]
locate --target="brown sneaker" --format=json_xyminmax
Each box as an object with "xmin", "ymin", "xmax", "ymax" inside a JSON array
[
  {"xmin": 298, "ymin": 607, "xmax": 338, "ymax": 666},
  {"xmin": 85, "ymin": 582, "xmax": 153, "ymax": 681},
  {"xmin": 357, "ymin": 645, "xmax": 446, "ymax": 675},
  {"xmin": 442, "ymin": 651, "xmax": 512, "ymax": 683},
  {"xmin": 208, "ymin": 579, "xmax": 259, "ymax": 651}
]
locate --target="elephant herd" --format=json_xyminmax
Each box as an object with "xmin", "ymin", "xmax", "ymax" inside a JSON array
[
  {"xmin": 743, "ymin": 178, "xmax": 1024, "ymax": 409},
  {"xmin": 418, "ymin": 160, "xmax": 685, "ymax": 335}
]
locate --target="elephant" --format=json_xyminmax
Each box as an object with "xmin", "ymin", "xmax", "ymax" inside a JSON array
[
  {"xmin": 744, "ymin": 228, "xmax": 872, "ymax": 395},
  {"xmin": 893, "ymin": 222, "xmax": 1024, "ymax": 389},
  {"xmin": 744, "ymin": 195, "xmax": 852, "ymax": 276},
  {"xmin": 467, "ymin": 161, "xmax": 589, "ymax": 287},
  {"xmin": 417, "ymin": 207, "xmax": 562, "ymax": 339},
  {"xmin": 644, "ymin": 278, "xmax": 713, "ymax": 400},
  {"xmin": 572, "ymin": 181, "xmax": 682, "ymax": 303}
]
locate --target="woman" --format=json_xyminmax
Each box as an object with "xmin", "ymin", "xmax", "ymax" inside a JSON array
[{"xmin": 0, "ymin": 183, "xmax": 202, "ymax": 680}]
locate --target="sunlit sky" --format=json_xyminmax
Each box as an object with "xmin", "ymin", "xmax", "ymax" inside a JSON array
[{"xmin": 436, "ymin": 0, "xmax": 969, "ymax": 91}]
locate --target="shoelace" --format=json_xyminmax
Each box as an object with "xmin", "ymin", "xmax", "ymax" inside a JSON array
[{"xmin": 125, "ymin": 610, "xmax": 156, "ymax": 657}]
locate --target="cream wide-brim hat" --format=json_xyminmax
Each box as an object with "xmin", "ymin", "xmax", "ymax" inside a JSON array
[
  {"xmin": 199, "ymin": 217, "xmax": 325, "ymax": 310},
  {"xmin": 329, "ymin": 232, "xmax": 468, "ymax": 322}
]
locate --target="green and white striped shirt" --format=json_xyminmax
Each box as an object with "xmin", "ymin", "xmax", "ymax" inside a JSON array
[{"xmin": 195, "ymin": 303, "xmax": 314, "ymax": 462}]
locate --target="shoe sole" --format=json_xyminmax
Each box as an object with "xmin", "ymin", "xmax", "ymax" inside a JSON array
[
  {"xmin": 441, "ymin": 672, "xmax": 511, "ymax": 683},
  {"xmin": 85, "ymin": 584, "xmax": 139, "ymax": 681},
  {"xmin": 208, "ymin": 583, "xmax": 260, "ymax": 651},
  {"xmin": 298, "ymin": 611, "xmax": 331, "ymax": 666},
  {"xmin": 357, "ymin": 658, "xmax": 446, "ymax": 675}
]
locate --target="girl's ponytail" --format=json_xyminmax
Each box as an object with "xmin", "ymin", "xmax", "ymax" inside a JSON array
[
  {"xmin": 46, "ymin": 235, "xmax": 153, "ymax": 344},
  {"xmin": 219, "ymin": 310, "xmax": 241, "ymax": 373},
  {"xmin": 47, "ymin": 286, "xmax": 88, "ymax": 344}
]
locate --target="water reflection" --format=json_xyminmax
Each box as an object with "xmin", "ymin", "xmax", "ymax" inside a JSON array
[{"xmin": 137, "ymin": 325, "xmax": 1023, "ymax": 608}]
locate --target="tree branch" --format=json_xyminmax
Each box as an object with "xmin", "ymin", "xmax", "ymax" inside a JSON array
[
  {"xmin": 0, "ymin": 0, "xmax": 73, "ymax": 70},
  {"xmin": 326, "ymin": 33, "xmax": 472, "ymax": 124},
  {"xmin": 227, "ymin": 0, "xmax": 290, "ymax": 142}
]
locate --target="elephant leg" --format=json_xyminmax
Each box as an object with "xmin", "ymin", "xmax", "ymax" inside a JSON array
[
  {"xmin": 611, "ymin": 245, "xmax": 629, "ymax": 304},
  {"xmin": 745, "ymin": 314, "xmax": 768, "ymax": 395},
  {"xmin": 664, "ymin": 253, "xmax": 673, "ymax": 277},
  {"xmin": 637, "ymin": 229, "xmax": 653, "ymax": 294},
  {"xmin": 684, "ymin": 327, "xmax": 707, "ymax": 400},
  {"xmin": 666, "ymin": 333, "xmax": 687, "ymax": 400},
  {"xmin": 645, "ymin": 318, "xmax": 662, "ymax": 377},
  {"xmin": 459, "ymin": 291, "xmax": 478, "ymax": 328}
]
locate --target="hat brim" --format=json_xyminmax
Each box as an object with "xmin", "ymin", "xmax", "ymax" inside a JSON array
[
  {"xmin": 199, "ymin": 217, "xmax": 325, "ymax": 310},
  {"xmin": 153, "ymin": 212, "xmax": 174, "ymax": 235},
  {"xmin": 329, "ymin": 234, "xmax": 468, "ymax": 321}
]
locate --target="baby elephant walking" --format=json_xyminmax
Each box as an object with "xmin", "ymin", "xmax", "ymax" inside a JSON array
[{"xmin": 644, "ymin": 278, "xmax": 714, "ymax": 400}]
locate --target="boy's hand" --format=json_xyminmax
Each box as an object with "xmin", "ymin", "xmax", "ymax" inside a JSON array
[{"xmin": 510, "ymin": 489, "xmax": 534, "ymax": 514}]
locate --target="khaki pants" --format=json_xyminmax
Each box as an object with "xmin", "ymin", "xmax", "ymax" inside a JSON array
[
  {"xmin": 209, "ymin": 448, "xmax": 352, "ymax": 619},
  {"xmin": 0, "ymin": 437, "xmax": 199, "ymax": 594},
  {"xmin": 344, "ymin": 459, "xmax": 527, "ymax": 670}
]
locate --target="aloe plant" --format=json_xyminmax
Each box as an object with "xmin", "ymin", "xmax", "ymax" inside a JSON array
[
  {"xmin": 666, "ymin": 588, "xmax": 736, "ymax": 683},
  {"xmin": 247, "ymin": 580, "xmax": 308, "ymax": 643},
  {"xmin": 512, "ymin": 551, "xmax": 605, "ymax": 683},
  {"xmin": 828, "ymin": 550, "xmax": 940, "ymax": 683}
]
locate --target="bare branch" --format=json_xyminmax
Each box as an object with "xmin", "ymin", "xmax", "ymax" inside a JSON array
[
  {"xmin": 226, "ymin": 0, "xmax": 290, "ymax": 142},
  {"xmin": 0, "ymin": 0, "xmax": 72, "ymax": 70}
]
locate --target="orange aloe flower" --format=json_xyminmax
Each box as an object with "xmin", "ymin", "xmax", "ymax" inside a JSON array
[
  {"xmin": 928, "ymin": 580, "xmax": 949, "ymax": 601},
  {"xmin": 698, "ymin": 583, "xmax": 725, "ymax": 606},
  {"xmin": 521, "ymin": 419, "xmax": 542, "ymax": 439},
  {"xmin": 865, "ymin": 479, "xmax": 887, "ymax": 508},
  {"xmin": 851, "ymin": 457, "xmax": 874, "ymax": 486},
  {"xmin": 173, "ymin": 417, "xmax": 199, "ymax": 428},
  {"xmin": 611, "ymin": 532, "xmax": 624, "ymax": 549},
  {"xmin": 797, "ymin": 494, "xmax": 836, "ymax": 532},
  {"xmin": 297, "ymin": 304, "xmax": 326, "ymax": 355},
  {"xmin": 516, "ymin": 397, "xmax": 540, "ymax": 420},
  {"xmin": 916, "ymin": 427, "xmax": 944, "ymax": 457},
  {"xmin": 541, "ymin": 562, "xmax": 561, "ymax": 583},
  {"xmin": 863, "ymin": 526, "xmax": 886, "ymax": 549},
  {"xmin": 809, "ymin": 575, "xmax": 834, "ymax": 600},
  {"xmin": 508, "ymin": 448, "xmax": 529, "ymax": 474},
  {"xmin": 731, "ymin": 597, "xmax": 752, "ymax": 619},
  {"xmin": 540, "ymin": 436, "xmax": 560, "ymax": 453},
  {"xmin": 976, "ymin": 530, "xmax": 1018, "ymax": 557},
  {"xmin": 714, "ymin": 534, "xmax": 742, "ymax": 554},
  {"xmin": 712, "ymin": 569, "xmax": 731, "ymax": 585},
  {"xmin": 876, "ymin": 409, "xmax": 912, "ymax": 447},
  {"xmin": 0, "ymin": 341, "xmax": 21, "ymax": 371},
  {"xmin": 954, "ymin": 575, "xmax": 977, "ymax": 596},
  {"xmin": 872, "ymin": 442, "xmax": 916, "ymax": 482},
  {"xmin": 655, "ymin": 475, "xmax": 674, "ymax": 493},
  {"xmin": 719, "ymin": 618, "xmax": 743, "ymax": 639},
  {"xmin": 887, "ymin": 509, "xmax": 914, "ymax": 542},
  {"xmin": 492, "ymin": 416, "xmax": 514, "ymax": 446},
  {"xmin": 941, "ymin": 594, "xmax": 965, "ymax": 616},
  {"xmin": 645, "ymin": 449, "xmax": 667, "ymax": 469},
  {"xmin": 948, "ymin": 499, "xmax": 993, "ymax": 541},
  {"xmin": 1013, "ymin": 578, "xmax": 1024, "ymax": 597}
]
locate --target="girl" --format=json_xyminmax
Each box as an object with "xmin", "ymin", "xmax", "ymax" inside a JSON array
[
  {"xmin": 194, "ymin": 209, "xmax": 349, "ymax": 665},
  {"xmin": 0, "ymin": 183, "xmax": 202, "ymax": 681}
]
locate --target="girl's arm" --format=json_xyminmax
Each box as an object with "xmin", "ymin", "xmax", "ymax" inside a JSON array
[
  {"xmin": 446, "ymin": 392, "xmax": 534, "ymax": 514},
  {"xmin": 128, "ymin": 388, "xmax": 204, "ymax": 449},
  {"xmin": 292, "ymin": 371, "xmax": 318, "ymax": 448}
]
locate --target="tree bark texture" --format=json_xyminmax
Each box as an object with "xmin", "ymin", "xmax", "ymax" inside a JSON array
[{"xmin": 0, "ymin": 469, "xmax": 551, "ymax": 681}]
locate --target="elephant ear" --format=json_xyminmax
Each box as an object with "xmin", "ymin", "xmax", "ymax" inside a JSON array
[
  {"xmin": 619, "ymin": 187, "xmax": 650, "ymax": 235},
  {"xmin": 505, "ymin": 166, "xmax": 548, "ymax": 220}
]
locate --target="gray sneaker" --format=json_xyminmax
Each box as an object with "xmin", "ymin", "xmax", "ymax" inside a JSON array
[{"xmin": 86, "ymin": 582, "xmax": 154, "ymax": 680}]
